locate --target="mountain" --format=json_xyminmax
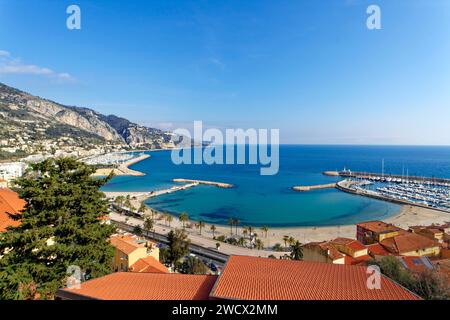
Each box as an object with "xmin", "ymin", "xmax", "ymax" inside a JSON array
[{"xmin": 0, "ymin": 82, "xmax": 178, "ymax": 160}]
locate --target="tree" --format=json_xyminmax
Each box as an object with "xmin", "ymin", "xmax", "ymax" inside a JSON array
[
  {"xmin": 273, "ymin": 243, "xmax": 283, "ymax": 252},
  {"xmin": 238, "ymin": 237, "xmax": 246, "ymax": 247},
  {"xmin": 255, "ymin": 239, "xmax": 264, "ymax": 250},
  {"xmin": 261, "ymin": 226, "xmax": 269, "ymax": 238},
  {"xmin": 143, "ymin": 217, "xmax": 154, "ymax": 238},
  {"xmin": 243, "ymin": 227, "xmax": 248, "ymax": 238},
  {"xmin": 138, "ymin": 201, "xmax": 147, "ymax": 215},
  {"xmin": 228, "ymin": 218, "xmax": 234, "ymax": 235},
  {"xmin": 290, "ymin": 240, "xmax": 303, "ymax": 260},
  {"xmin": 166, "ymin": 214, "xmax": 173, "ymax": 227},
  {"xmin": 166, "ymin": 229, "xmax": 190, "ymax": 269},
  {"xmin": 283, "ymin": 235, "xmax": 289, "ymax": 249},
  {"xmin": 234, "ymin": 219, "xmax": 240, "ymax": 235},
  {"xmin": 215, "ymin": 242, "xmax": 221, "ymax": 250},
  {"xmin": 196, "ymin": 221, "xmax": 205, "ymax": 235},
  {"xmin": 210, "ymin": 225, "xmax": 216, "ymax": 238},
  {"xmin": 114, "ymin": 195, "xmax": 125, "ymax": 207},
  {"xmin": 179, "ymin": 213, "xmax": 188, "ymax": 230},
  {"xmin": 179, "ymin": 257, "xmax": 208, "ymax": 275},
  {"xmin": 133, "ymin": 225, "xmax": 143, "ymax": 236},
  {"xmin": 288, "ymin": 236, "xmax": 295, "ymax": 248},
  {"xmin": 0, "ymin": 158, "xmax": 116, "ymax": 300},
  {"xmin": 412, "ymin": 269, "xmax": 450, "ymax": 300}
]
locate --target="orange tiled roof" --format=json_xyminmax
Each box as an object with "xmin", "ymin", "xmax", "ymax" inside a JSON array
[
  {"xmin": 110, "ymin": 235, "xmax": 146, "ymax": 255},
  {"xmin": 210, "ymin": 256, "xmax": 419, "ymax": 300},
  {"xmin": 380, "ymin": 232, "xmax": 439, "ymax": 255},
  {"xmin": 367, "ymin": 243, "xmax": 392, "ymax": 256},
  {"xmin": 398, "ymin": 256, "xmax": 434, "ymax": 273},
  {"xmin": 331, "ymin": 237, "xmax": 367, "ymax": 252},
  {"xmin": 58, "ymin": 272, "xmax": 218, "ymax": 300},
  {"xmin": 357, "ymin": 221, "xmax": 402, "ymax": 234},
  {"xmin": 130, "ymin": 256, "xmax": 169, "ymax": 274},
  {"xmin": 0, "ymin": 188, "xmax": 25, "ymax": 232}
]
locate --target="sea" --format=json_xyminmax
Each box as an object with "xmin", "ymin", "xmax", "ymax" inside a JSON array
[{"xmin": 101, "ymin": 145, "xmax": 450, "ymax": 227}]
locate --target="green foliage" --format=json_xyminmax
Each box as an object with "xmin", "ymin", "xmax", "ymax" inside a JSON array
[
  {"xmin": 166, "ymin": 229, "xmax": 190, "ymax": 268},
  {"xmin": 290, "ymin": 240, "xmax": 303, "ymax": 260},
  {"xmin": 273, "ymin": 243, "xmax": 284, "ymax": 252},
  {"xmin": 0, "ymin": 158, "xmax": 116, "ymax": 300},
  {"xmin": 179, "ymin": 257, "xmax": 208, "ymax": 275},
  {"xmin": 370, "ymin": 256, "xmax": 450, "ymax": 300}
]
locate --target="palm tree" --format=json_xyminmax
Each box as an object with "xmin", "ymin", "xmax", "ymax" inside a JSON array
[
  {"xmin": 290, "ymin": 240, "xmax": 303, "ymax": 260},
  {"xmin": 143, "ymin": 217, "xmax": 154, "ymax": 237},
  {"xmin": 115, "ymin": 195, "xmax": 125, "ymax": 207},
  {"xmin": 210, "ymin": 225, "xmax": 216, "ymax": 238},
  {"xmin": 228, "ymin": 218, "xmax": 234, "ymax": 235},
  {"xmin": 166, "ymin": 214, "xmax": 173, "ymax": 227},
  {"xmin": 283, "ymin": 235, "xmax": 289, "ymax": 249},
  {"xmin": 138, "ymin": 201, "xmax": 147, "ymax": 215},
  {"xmin": 243, "ymin": 227, "xmax": 249, "ymax": 238},
  {"xmin": 288, "ymin": 236, "xmax": 295, "ymax": 248},
  {"xmin": 255, "ymin": 239, "xmax": 264, "ymax": 250},
  {"xmin": 197, "ymin": 220, "xmax": 205, "ymax": 235},
  {"xmin": 234, "ymin": 219, "xmax": 240, "ymax": 235},
  {"xmin": 261, "ymin": 226, "xmax": 269, "ymax": 238},
  {"xmin": 238, "ymin": 237, "xmax": 246, "ymax": 247},
  {"xmin": 179, "ymin": 212, "xmax": 188, "ymax": 229}
]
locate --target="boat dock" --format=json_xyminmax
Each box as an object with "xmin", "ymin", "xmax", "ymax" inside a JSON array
[
  {"xmin": 292, "ymin": 183, "xmax": 337, "ymax": 192},
  {"xmin": 173, "ymin": 178, "xmax": 233, "ymax": 188},
  {"xmin": 336, "ymin": 170, "xmax": 450, "ymax": 187}
]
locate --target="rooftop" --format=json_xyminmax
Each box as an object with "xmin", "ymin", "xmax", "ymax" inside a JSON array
[
  {"xmin": 110, "ymin": 234, "xmax": 148, "ymax": 255},
  {"xmin": 210, "ymin": 256, "xmax": 419, "ymax": 300},
  {"xmin": 381, "ymin": 232, "xmax": 440, "ymax": 254},
  {"xmin": 0, "ymin": 188, "xmax": 25, "ymax": 232},
  {"xmin": 58, "ymin": 272, "xmax": 217, "ymax": 300},
  {"xmin": 357, "ymin": 221, "xmax": 402, "ymax": 234},
  {"xmin": 130, "ymin": 256, "xmax": 169, "ymax": 274}
]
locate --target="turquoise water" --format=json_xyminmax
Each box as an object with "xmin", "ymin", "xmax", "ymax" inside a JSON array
[{"xmin": 102, "ymin": 145, "xmax": 450, "ymax": 227}]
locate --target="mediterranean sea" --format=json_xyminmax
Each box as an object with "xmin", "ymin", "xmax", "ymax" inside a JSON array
[{"xmin": 101, "ymin": 145, "xmax": 450, "ymax": 227}]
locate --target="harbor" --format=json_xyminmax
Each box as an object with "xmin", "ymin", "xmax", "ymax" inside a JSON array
[{"xmin": 173, "ymin": 178, "xmax": 233, "ymax": 188}]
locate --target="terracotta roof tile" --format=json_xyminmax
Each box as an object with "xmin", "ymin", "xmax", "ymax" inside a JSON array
[
  {"xmin": 110, "ymin": 235, "xmax": 146, "ymax": 255},
  {"xmin": 58, "ymin": 272, "xmax": 217, "ymax": 300},
  {"xmin": 367, "ymin": 243, "xmax": 392, "ymax": 256},
  {"xmin": 357, "ymin": 221, "xmax": 402, "ymax": 234},
  {"xmin": 0, "ymin": 188, "xmax": 25, "ymax": 232},
  {"xmin": 210, "ymin": 256, "xmax": 419, "ymax": 300},
  {"xmin": 380, "ymin": 232, "xmax": 440, "ymax": 255},
  {"xmin": 130, "ymin": 256, "xmax": 169, "ymax": 274}
]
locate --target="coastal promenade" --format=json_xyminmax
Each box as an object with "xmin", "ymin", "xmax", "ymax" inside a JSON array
[{"xmin": 109, "ymin": 212, "xmax": 283, "ymax": 258}]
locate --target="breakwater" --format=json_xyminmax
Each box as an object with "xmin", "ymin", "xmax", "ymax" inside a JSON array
[
  {"xmin": 173, "ymin": 178, "xmax": 233, "ymax": 188},
  {"xmin": 292, "ymin": 183, "xmax": 337, "ymax": 192}
]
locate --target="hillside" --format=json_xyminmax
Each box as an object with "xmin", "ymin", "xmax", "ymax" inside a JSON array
[{"xmin": 0, "ymin": 82, "xmax": 178, "ymax": 160}]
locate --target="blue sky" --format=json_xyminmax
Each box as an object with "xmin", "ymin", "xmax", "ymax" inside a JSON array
[{"xmin": 0, "ymin": 0, "xmax": 449, "ymax": 145}]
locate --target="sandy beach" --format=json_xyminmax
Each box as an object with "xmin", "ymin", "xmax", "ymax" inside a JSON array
[
  {"xmin": 92, "ymin": 154, "xmax": 150, "ymax": 177},
  {"xmin": 103, "ymin": 188, "xmax": 450, "ymax": 252}
]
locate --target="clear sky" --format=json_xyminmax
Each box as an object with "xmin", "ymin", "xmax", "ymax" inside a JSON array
[{"xmin": 0, "ymin": 0, "xmax": 449, "ymax": 145}]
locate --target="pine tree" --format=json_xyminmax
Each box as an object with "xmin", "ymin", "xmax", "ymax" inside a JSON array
[{"xmin": 0, "ymin": 158, "xmax": 116, "ymax": 300}]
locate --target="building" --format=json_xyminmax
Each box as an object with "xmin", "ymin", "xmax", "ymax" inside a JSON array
[
  {"xmin": 110, "ymin": 234, "xmax": 160, "ymax": 272},
  {"xmin": 397, "ymin": 256, "xmax": 434, "ymax": 273},
  {"xmin": 57, "ymin": 273, "xmax": 217, "ymax": 300},
  {"xmin": 57, "ymin": 255, "xmax": 420, "ymax": 300},
  {"xmin": 356, "ymin": 221, "xmax": 402, "ymax": 245},
  {"xmin": 0, "ymin": 179, "xmax": 7, "ymax": 188},
  {"xmin": 409, "ymin": 225, "xmax": 448, "ymax": 245},
  {"xmin": 0, "ymin": 188, "xmax": 25, "ymax": 232},
  {"xmin": 0, "ymin": 162, "xmax": 26, "ymax": 182},
  {"xmin": 380, "ymin": 232, "xmax": 441, "ymax": 257},
  {"xmin": 303, "ymin": 238, "xmax": 370, "ymax": 265},
  {"xmin": 366, "ymin": 243, "xmax": 392, "ymax": 258},
  {"xmin": 130, "ymin": 256, "xmax": 168, "ymax": 274}
]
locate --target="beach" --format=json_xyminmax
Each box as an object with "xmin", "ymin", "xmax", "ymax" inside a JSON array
[{"xmin": 103, "ymin": 187, "xmax": 450, "ymax": 252}]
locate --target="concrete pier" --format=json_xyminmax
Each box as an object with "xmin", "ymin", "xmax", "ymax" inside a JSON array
[
  {"xmin": 173, "ymin": 178, "xmax": 233, "ymax": 188},
  {"xmin": 292, "ymin": 183, "xmax": 337, "ymax": 192}
]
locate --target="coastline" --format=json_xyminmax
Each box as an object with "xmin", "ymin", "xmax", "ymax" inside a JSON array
[
  {"xmin": 92, "ymin": 153, "xmax": 150, "ymax": 177},
  {"xmin": 103, "ymin": 187, "xmax": 449, "ymax": 245}
]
